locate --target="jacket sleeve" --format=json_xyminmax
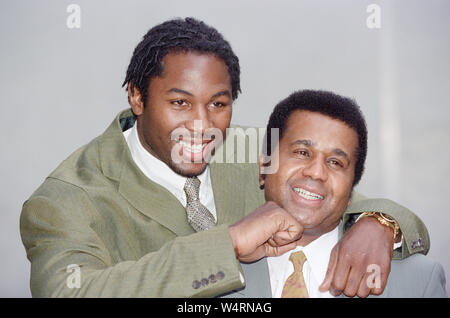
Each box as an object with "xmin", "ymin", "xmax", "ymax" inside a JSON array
[
  {"xmin": 20, "ymin": 180, "xmax": 244, "ymax": 298},
  {"xmin": 423, "ymin": 262, "xmax": 448, "ymax": 297},
  {"xmin": 342, "ymin": 191, "xmax": 430, "ymax": 260}
]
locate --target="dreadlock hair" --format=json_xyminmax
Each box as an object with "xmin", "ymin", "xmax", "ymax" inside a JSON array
[
  {"xmin": 263, "ymin": 90, "xmax": 368, "ymax": 187},
  {"xmin": 122, "ymin": 17, "xmax": 241, "ymax": 105}
]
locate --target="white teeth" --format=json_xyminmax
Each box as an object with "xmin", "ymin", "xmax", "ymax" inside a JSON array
[
  {"xmin": 293, "ymin": 187, "xmax": 324, "ymax": 200},
  {"xmin": 178, "ymin": 140, "xmax": 206, "ymax": 154}
]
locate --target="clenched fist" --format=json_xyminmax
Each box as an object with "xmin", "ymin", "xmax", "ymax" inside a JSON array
[{"xmin": 228, "ymin": 201, "xmax": 303, "ymax": 263}]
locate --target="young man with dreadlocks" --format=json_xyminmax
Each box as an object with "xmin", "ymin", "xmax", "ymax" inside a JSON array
[{"xmin": 20, "ymin": 18, "xmax": 429, "ymax": 297}]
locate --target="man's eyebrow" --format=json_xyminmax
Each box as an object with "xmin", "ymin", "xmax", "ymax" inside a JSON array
[
  {"xmin": 291, "ymin": 139, "xmax": 312, "ymax": 147},
  {"xmin": 166, "ymin": 88, "xmax": 231, "ymax": 99},
  {"xmin": 166, "ymin": 88, "xmax": 193, "ymax": 96},
  {"xmin": 211, "ymin": 90, "xmax": 231, "ymax": 99},
  {"xmin": 332, "ymin": 148, "xmax": 350, "ymax": 161}
]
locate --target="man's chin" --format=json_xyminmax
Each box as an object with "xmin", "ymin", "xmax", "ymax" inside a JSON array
[
  {"xmin": 169, "ymin": 162, "xmax": 209, "ymax": 178},
  {"xmin": 287, "ymin": 206, "xmax": 321, "ymax": 227}
]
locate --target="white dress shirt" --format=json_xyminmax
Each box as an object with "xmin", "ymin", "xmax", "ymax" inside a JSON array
[
  {"xmin": 267, "ymin": 224, "xmax": 403, "ymax": 298},
  {"xmin": 267, "ymin": 226, "xmax": 339, "ymax": 298},
  {"xmin": 123, "ymin": 122, "xmax": 217, "ymax": 221}
]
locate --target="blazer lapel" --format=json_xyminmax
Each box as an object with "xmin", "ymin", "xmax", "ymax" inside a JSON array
[
  {"xmin": 99, "ymin": 109, "xmax": 195, "ymax": 236},
  {"xmin": 118, "ymin": 158, "xmax": 195, "ymax": 236}
]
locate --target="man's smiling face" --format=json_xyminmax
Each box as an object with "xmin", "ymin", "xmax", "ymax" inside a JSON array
[
  {"xmin": 130, "ymin": 51, "xmax": 233, "ymax": 177},
  {"xmin": 261, "ymin": 110, "xmax": 358, "ymax": 240}
]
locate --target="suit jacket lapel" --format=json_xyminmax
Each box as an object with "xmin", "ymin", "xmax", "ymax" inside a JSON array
[
  {"xmin": 99, "ymin": 109, "xmax": 195, "ymax": 236},
  {"xmin": 118, "ymin": 159, "xmax": 195, "ymax": 236}
]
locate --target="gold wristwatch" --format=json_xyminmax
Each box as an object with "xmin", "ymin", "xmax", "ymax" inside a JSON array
[{"xmin": 355, "ymin": 212, "xmax": 400, "ymax": 241}]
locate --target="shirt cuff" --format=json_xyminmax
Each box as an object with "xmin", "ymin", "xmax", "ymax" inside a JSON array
[{"xmin": 393, "ymin": 234, "xmax": 403, "ymax": 250}]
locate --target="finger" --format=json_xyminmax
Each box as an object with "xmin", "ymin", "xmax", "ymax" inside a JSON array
[
  {"xmin": 343, "ymin": 266, "xmax": 365, "ymax": 298},
  {"xmin": 267, "ymin": 233, "xmax": 277, "ymax": 247},
  {"xmin": 319, "ymin": 245, "xmax": 338, "ymax": 292},
  {"xmin": 272, "ymin": 231, "xmax": 300, "ymax": 246},
  {"xmin": 356, "ymin": 272, "xmax": 371, "ymax": 298},
  {"xmin": 329, "ymin": 252, "xmax": 351, "ymax": 296},
  {"xmin": 239, "ymin": 245, "xmax": 267, "ymax": 263},
  {"xmin": 371, "ymin": 261, "xmax": 390, "ymax": 295},
  {"xmin": 265, "ymin": 241, "xmax": 298, "ymax": 257}
]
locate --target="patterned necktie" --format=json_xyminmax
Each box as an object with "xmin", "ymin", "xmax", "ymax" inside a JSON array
[
  {"xmin": 281, "ymin": 251, "xmax": 309, "ymax": 298},
  {"xmin": 184, "ymin": 177, "xmax": 216, "ymax": 232}
]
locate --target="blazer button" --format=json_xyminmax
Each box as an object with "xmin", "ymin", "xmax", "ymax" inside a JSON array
[
  {"xmin": 192, "ymin": 280, "xmax": 201, "ymax": 289},
  {"xmin": 209, "ymin": 274, "xmax": 217, "ymax": 283},
  {"xmin": 201, "ymin": 278, "xmax": 209, "ymax": 286},
  {"xmin": 216, "ymin": 271, "xmax": 225, "ymax": 280}
]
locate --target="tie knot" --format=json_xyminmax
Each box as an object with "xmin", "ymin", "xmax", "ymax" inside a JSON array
[
  {"xmin": 289, "ymin": 251, "xmax": 307, "ymax": 272},
  {"xmin": 184, "ymin": 177, "xmax": 201, "ymax": 201}
]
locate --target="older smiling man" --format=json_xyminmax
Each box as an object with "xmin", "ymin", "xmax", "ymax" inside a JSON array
[{"xmin": 226, "ymin": 90, "xmax": 446, "ymax": 298}]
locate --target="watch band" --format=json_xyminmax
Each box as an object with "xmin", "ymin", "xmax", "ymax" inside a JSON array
[{"xmin": 355, "ymin": 211, "xmax": 400, "ymax": 241}]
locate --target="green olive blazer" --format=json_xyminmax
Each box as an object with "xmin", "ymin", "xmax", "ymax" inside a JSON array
[{"xmin": 20, "ymin": 109, "xmax": 430, "ymax": 297}]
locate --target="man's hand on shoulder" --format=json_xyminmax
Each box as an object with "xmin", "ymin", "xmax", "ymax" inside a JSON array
[
  {"xmin": 319, "ymin": 216, "xmax": 394, "ymax": 297},
  {"xmin": 228, "ymin": 201, "xmax": 303, "ymax": 263}
]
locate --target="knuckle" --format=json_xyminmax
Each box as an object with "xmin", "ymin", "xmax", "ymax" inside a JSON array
[
  {"xmin": 371, "ymin": 288, "xmax": 383, "ymax": 295},
  {"xmin": 343, "ymin": 284, "xmax": 358, "ymax": 297},
  {"xmin": 330, "ymin": 286, "xmax": 342, "ymax": 297},
  {"xmin": 341, "ymin": 252, "xmax": 353, "ymax": 263},
  {"xmin": 267, "ymin": 201, "xmax": 279, "ymax": 209},
  {"xmin": 357, "ymin": 290, "xmax": 370, "ymax": 298},
  {"xmin": 343, "ymin": 289, "xmax": 357, "ymax": 298},
  {"xmin": 331, "ymin": 280, "xmax": 344, "ymax": 292}
]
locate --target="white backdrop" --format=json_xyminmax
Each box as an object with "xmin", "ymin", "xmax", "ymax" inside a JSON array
[{"xmin": 1, "ymin": 0, "xmax": 449, "ymax": 297}]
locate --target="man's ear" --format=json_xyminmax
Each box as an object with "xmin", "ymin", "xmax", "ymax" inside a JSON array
[
  {"xmin": 259, "ymin": 155, "xmax": 267, "ymax": 189},
  {"xmin": 128, "ymin": 83, "xmax": 144, "ymax": 116}
]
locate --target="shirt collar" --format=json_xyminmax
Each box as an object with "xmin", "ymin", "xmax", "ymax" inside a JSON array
[
  {"xmin": 301, "ymin": 225, "xmax": 339, "ymax": 284},
  {"xmin": 267, "ymin": 224, "xmax": 339, "ymax": 281},
  {"xmin": 124, "ymin": 122, "xmax": 210, "ymax": 205}
]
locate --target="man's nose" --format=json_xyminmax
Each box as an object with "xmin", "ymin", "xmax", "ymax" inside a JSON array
[
  {"xmin": 301, "ymin": 157, "xmax": 328, "ymax": 182},
  {"xmin": 185, "ymin": 104, "xmax": 214, "ymax": 133}
]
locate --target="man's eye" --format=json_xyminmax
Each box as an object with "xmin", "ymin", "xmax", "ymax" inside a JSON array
[
  {"xmin": 211, "ymin": 101, "xmax": 226, "ymax": 108},
  {"xmin": 172, "ymin": 99, "xmax": 188, "ymax": 107},
  {"xmin": 328, "ymin": 159, "xmax": 343, "ymax": 167},
  {"xmin": 294, "ymin": 150, "xmax": 309, "ymax": 157}
]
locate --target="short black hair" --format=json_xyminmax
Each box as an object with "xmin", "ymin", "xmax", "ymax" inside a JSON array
[
  {"xmin": 264, "ymin": 90, "xmax": 368, "ymax": 187},
  {"xmin": 122, "ymin": 17, "xmax": 241, "ymax": 104}
]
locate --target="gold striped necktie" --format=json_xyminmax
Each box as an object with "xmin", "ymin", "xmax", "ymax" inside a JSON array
[{"xmin": 281, "ymin": 251, "xmax": 309, "ymax": 298}]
